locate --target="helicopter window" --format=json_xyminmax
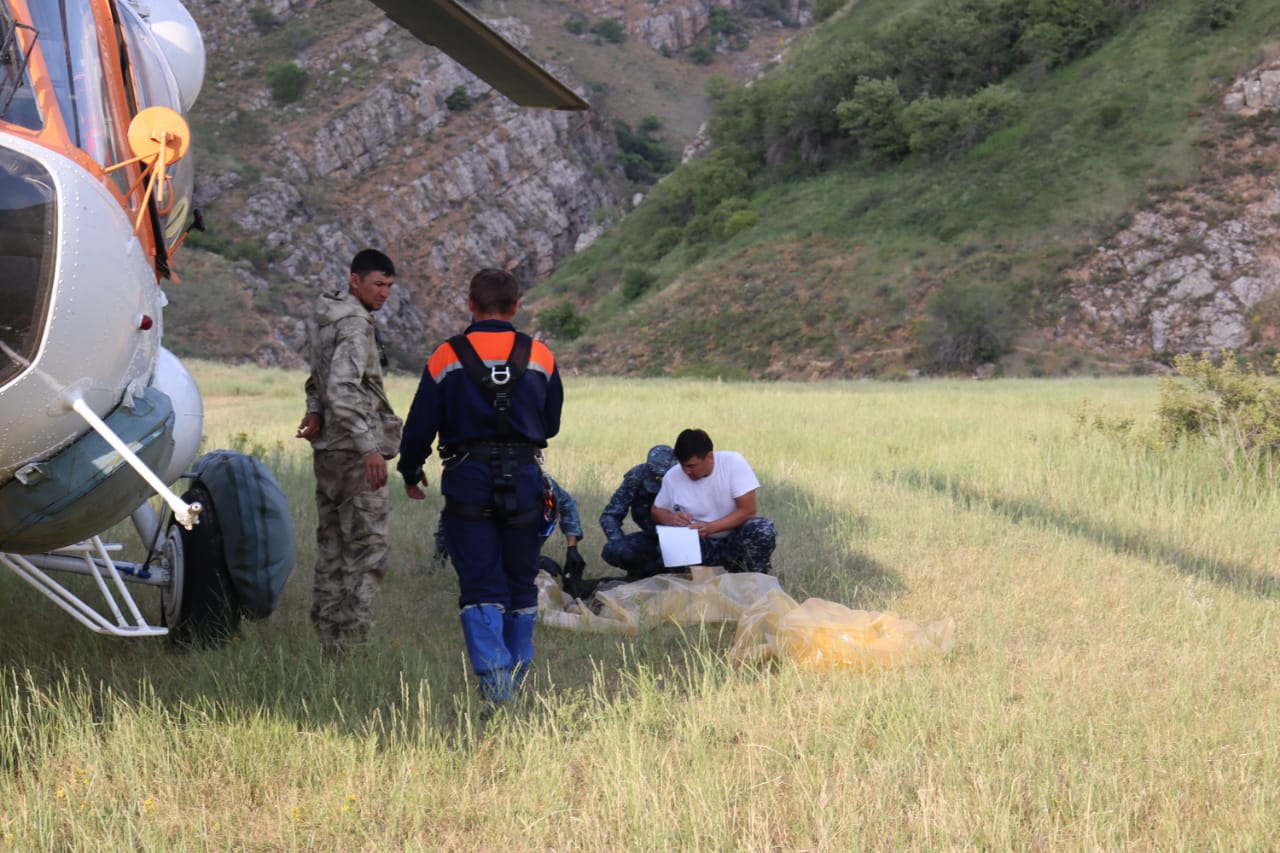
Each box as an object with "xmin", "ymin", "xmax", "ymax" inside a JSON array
[
  {"xmin": 116, "ymin": 2, "xmax": 180, "ymax": 113},
  {"xmin": 0, "ymin": 5, "xmax": 43, "ymax": 130},
  {"xmin": 24, "ymin": 0, "xmax": 127, "ymax": 172},
  {"xmin": 0, "ymin": 148, "xmax": 55, "ymax": 389}
]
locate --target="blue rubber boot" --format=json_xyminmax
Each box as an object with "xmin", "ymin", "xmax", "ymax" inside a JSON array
[
  {"xmin": 503, "ymin": 608, "xmax": 538, "ymax": 688},
  {"xmin": 460, "ymin": 604, "xmax": 516, "ymax": 703}
]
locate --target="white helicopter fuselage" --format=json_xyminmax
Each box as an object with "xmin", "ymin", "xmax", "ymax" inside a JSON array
[{"xmin": 0, "ymin": 0, "xmax": 206, "ymax": 552}]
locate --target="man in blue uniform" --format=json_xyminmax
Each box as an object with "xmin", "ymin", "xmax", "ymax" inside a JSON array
[
  {"xmin": 433, "ymin": 473, "xmax": 586, "ymax": 586},
  {"xmin": 598, "ymin": 444, "xmax": 676, "ymax": 579},
  {"xmin": 398, "ymin": 268, "xmax": 563, "ymax": 705}
]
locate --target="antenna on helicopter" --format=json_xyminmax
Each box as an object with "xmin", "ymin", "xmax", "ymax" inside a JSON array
[{"xmin": 104, "ymin": 106, "xmax": 191, "ymax": 233}]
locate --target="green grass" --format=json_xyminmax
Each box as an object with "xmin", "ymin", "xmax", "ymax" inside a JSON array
[{"xmin": 3, "ymin": 363, "xmax": 1280, "ymax": 847}]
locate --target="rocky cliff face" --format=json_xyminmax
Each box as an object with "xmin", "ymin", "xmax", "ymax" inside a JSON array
[
  {"xmin": 585, "ymin": 0, "xmax": 807, "ymax": 52},
  {"xmin": 1058, "ymin": 59, "xmax": 1280, "ymax": 367},
  {"xmin": 182, "ymin": 0, "xmax": 625, "ymax": 368}
]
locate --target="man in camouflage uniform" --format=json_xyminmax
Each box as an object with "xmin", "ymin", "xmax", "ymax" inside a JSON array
[
  {"xmin": 297, "ymin": 249, "xmax": 403, "ymax": 657},
  {"xmin": 598, "ymin": 445, "xmax": 677, "ymax": 580}
]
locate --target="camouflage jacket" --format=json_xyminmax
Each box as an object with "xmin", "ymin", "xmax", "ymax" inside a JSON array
[
  {"xmin": 599, "ymin": 464, "xmax": 657, "ymax": 541},
  {"xmin": 305, "ymin": 290, "xmax": 401, "ymax": 457},
  {"xmin": 549, "ymin": 476, "xmax": 583, "ymax": 541}
]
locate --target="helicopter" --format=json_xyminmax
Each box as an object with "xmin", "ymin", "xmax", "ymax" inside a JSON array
[{"xmin": 0, "ymin": 0, "xmax": 586, "ymax": 645}]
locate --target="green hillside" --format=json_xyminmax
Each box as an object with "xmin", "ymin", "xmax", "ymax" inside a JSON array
[{"xmin": 529, "ymin": 0, "xmax": 1279, "ymax": 378}]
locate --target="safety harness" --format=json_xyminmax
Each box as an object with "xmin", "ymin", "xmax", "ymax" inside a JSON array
[{"xmin": 442, "ymin": 332, "xmax": 542, "ymax": 526}]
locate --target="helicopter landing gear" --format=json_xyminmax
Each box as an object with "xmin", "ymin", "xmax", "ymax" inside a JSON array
[{"xmin": 161, "ymin": 481, "xmax": 240, "ymax": 648}]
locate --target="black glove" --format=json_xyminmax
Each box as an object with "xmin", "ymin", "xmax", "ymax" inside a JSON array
[{"xmin": 562, "ymin": 544, "xmax": 586, "ymax": 596}]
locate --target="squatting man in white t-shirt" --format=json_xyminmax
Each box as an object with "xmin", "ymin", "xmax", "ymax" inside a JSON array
[{"xmin": 650, "ymin": 428, "xmax": 778, "ymax": 573}]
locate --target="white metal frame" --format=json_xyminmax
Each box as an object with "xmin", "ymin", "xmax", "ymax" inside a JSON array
[{"xmin": 1, "ymin": 537, "xmax": 168, "ymax": 637}]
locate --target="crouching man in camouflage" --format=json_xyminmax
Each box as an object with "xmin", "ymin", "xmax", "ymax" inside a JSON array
[
  {"xmin": 297, "ymin": 249, "xmax": 403, "ymax": 658},
  {"xmin": 598, "ymin": 445, "xmax": 676, "ymax": 580}
]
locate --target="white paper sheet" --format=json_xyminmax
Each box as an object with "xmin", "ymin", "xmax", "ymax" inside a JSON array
[{"xmin": 657, "ymin": 525, "xmax": 702, "ymax": 568}]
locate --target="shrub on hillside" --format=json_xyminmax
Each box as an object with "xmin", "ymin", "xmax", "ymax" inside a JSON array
[
  {"xmin": 590, "ymin": 19, "xmax": 625, "ymax": 44},
  {"xmin": 920, "ymin": 280, "xmax": 1017, "ymax": 370},
  {"xmin": 1189, "ymin": 0, "xmax": 1244, "ymax": 30},
  {"xmin": 248, "ymin": 4, "xmax": 278, "ymax": 33},
  {"xmin": 814, "ymin": 0, "xmax": 846, "ymax": 21},
  {"xmin": 651, "ymin": 146, "xmax": 753, "ymax": 226},
  {"xmin": 621, "ymin": 267, "xmax": 658, "ymax": 301},
  {"xmin": 901, "ymin": 84, "xmax": 1021, "ymax": 159},
  {"xmin": 835, "ymin": 77, "xmax": 911, "ymax": 161},
  {"xmin": 539, "ymin": 301, "xmax": 588, "ymax": 340},
  {"xmin": 1156, "ymin": 352, "xmax": 1280, "ymax": 476},
  {"xmin": 446, "ymin": 86, "xmax": 472, "ymax": 112},
  {"xmin": 614, "ymin": 120, "xmax": 675, "ymax": 184},
  {"xmin": 266, "ymin": 62, "xmax": 307, "ymax": 104},
  {"xmin": 878, "ymin": 0, "xmax": 1025, "ymax": 98}
]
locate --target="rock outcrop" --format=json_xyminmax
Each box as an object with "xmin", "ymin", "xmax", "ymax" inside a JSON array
[
  {"xmin": 184, "ymin": 0, "xmax": 624, "ymax": 367},
  {"xmin": 1059, "ymin": 58, "xmax": 1280, "ymax": 362}
]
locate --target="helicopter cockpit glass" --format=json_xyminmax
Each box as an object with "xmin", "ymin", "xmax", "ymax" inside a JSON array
[
  {"xmin": 0, "ymin": 148, "xmax": 55, "ymax": 388},
  {"xmin": 0, "ymin": 5, "xmax": 42, "ymax": 130},
  {"xmin": 23, "ymin": 0, "xmax": 128, "ymax": 174}
]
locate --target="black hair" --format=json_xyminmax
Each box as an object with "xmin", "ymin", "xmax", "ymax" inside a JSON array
[
  {"xmin": 674, "ymin": 428, "xmax": 713, "ymax": 461},
  {"xmin": 469, "ymin": 268, "xmax": 520, "ymax": 315},
  {"xmin": 351, "ymin": 248, "xmax": 396, "ymax": 278}
]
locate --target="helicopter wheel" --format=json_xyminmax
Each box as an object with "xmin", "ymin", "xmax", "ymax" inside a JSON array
[{"xmin": 161, "ymin": 482, "xmax": 241, "ymax": 648}]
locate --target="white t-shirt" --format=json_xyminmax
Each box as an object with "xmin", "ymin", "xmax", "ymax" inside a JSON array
[{"xmin": 653, "ymin": 450, "xmax": 760, "ymax": 539}]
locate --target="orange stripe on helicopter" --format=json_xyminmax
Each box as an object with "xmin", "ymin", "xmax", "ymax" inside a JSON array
[{"xmin": 427, "ymin": 331, "xmax": 555, "ymax": 382}]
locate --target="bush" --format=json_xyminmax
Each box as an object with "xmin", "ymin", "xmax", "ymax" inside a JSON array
[
  {"xmin": 265, "ymin": 62, "xmax": 307, "ymax": 104},
  {"xmin": 539, "ymin": 301, "xmax": 588, "ymax": 340},
  {"xmin": 590, "ymin": 19, "xmax": 625, "ymax": 44},
  {"xmin": 1156, "ymin": 352, "xmax": 1280, "ymax": 476},
  {"xmin": 920, "ymin": 280, "xmax": 1017, "ymax": 370},
  {"xmin": 646, "ymin": 226, "xmax": 683, "ymax": 259},
  {"xmin": 721, "ymin": 208, "xmax": 759, "ymax": 238},
  {"xmin": 248, "ymin": 4, "xmax": 278, "ymax": 33},
  {"xmin": 687, "ymin": 42, "xmax": 714, "ymax": 65},
  {"xmin": 901, "ymin": 84, "xmax": 1021, "ymax": 160},
  {"xmin": 835, "ymin": 77, "xmax": 910, "ymax": 160},
  {"xmin": 621, "ymin": 267, "xmax": 658, "ymax": 301},
  {"xmin": 614, "ymin": 120, "xmax": 676, "ymax": 184},
  {"xmin": 651, "ymin": 146, "xmax": 753, "ymax": 226},
  {"xmin": 814, "ymin": 0, "xmax": 846, "ymax": 22},
  {"xmin": 1189, "ymin": 0, "xmax": 1244, "ymax": 30},
  {"xmin": 445, "ymin": 86, "xmax": 472, "ymax": 112},
  {"xmin": 565, "ymin": 16, "xmax": 587, "ymax": 35}
]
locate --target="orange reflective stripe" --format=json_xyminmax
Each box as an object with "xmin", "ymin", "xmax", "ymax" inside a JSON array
[{"xmin": 427, "ymin": 331, "xmax": 554, "ymax": 381}]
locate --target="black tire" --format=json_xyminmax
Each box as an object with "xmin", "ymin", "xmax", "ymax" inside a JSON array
[{"xmin": 162, "ymin": 482, "xmax": 241, "ymax": 648}]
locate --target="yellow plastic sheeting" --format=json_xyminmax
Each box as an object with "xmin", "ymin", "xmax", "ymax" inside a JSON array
[
  {"xmin": 538, "ymin": 569, "xmax": 955, "ymax": 672},
  {"xmin": 730, "ymin": 593, "xmax": 956, "ymax": 671},
  {"xmin": 536, "ymin": 567, "xmax": 784, "ymax": 634}
]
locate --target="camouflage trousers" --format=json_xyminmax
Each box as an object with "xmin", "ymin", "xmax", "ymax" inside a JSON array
[
  {"xmin": 310, "ymin": 449, "xmax": 390, "ymax": 651},
  {"xmin": 601, "ymin": 531, "xmax": 664, "ymax": 579},
  {"xmin": 700, "ymin": 517, "xmax": 778, "ymax": 574}
]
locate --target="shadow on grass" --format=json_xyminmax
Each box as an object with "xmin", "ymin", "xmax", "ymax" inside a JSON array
[
  {"xmin": 0, "ymin": 475, "xmax": 899, "ymax": 756},
  {"xmin": 889, "ymin": 468, "xmax": 1280, "ymax": 600}
]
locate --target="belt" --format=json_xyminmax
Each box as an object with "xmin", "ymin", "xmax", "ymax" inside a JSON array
[{"xmin": 441, "ymin": 443, "xmax": 541, "ymax": 465}]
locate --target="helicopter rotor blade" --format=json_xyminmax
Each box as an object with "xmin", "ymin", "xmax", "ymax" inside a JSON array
[{"xmin": 367, "ymin": 0, "xmax": 589, "ymax": 111}]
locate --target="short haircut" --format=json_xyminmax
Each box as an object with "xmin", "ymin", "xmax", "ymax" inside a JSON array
[
  {"xmin": 469, "ymin": 268, "xmax": 520, "ymax": 315},
  {"xmin": 351, "ymin": 249, "xmax": 396, "ymax": 278},
  {"xmin": 674, "ymin": 428, "xmax": 713, "ymax": 461}
]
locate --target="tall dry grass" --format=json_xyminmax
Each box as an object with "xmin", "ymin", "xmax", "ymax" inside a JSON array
[{"xmin": 2, "ymin": 363, "xmax": 1279, "ymax": 849}]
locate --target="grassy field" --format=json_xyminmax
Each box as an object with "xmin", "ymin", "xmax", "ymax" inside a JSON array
[{"xmin": 3, "ymin": 361, "xmax": 1280, "ymax": 849}]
